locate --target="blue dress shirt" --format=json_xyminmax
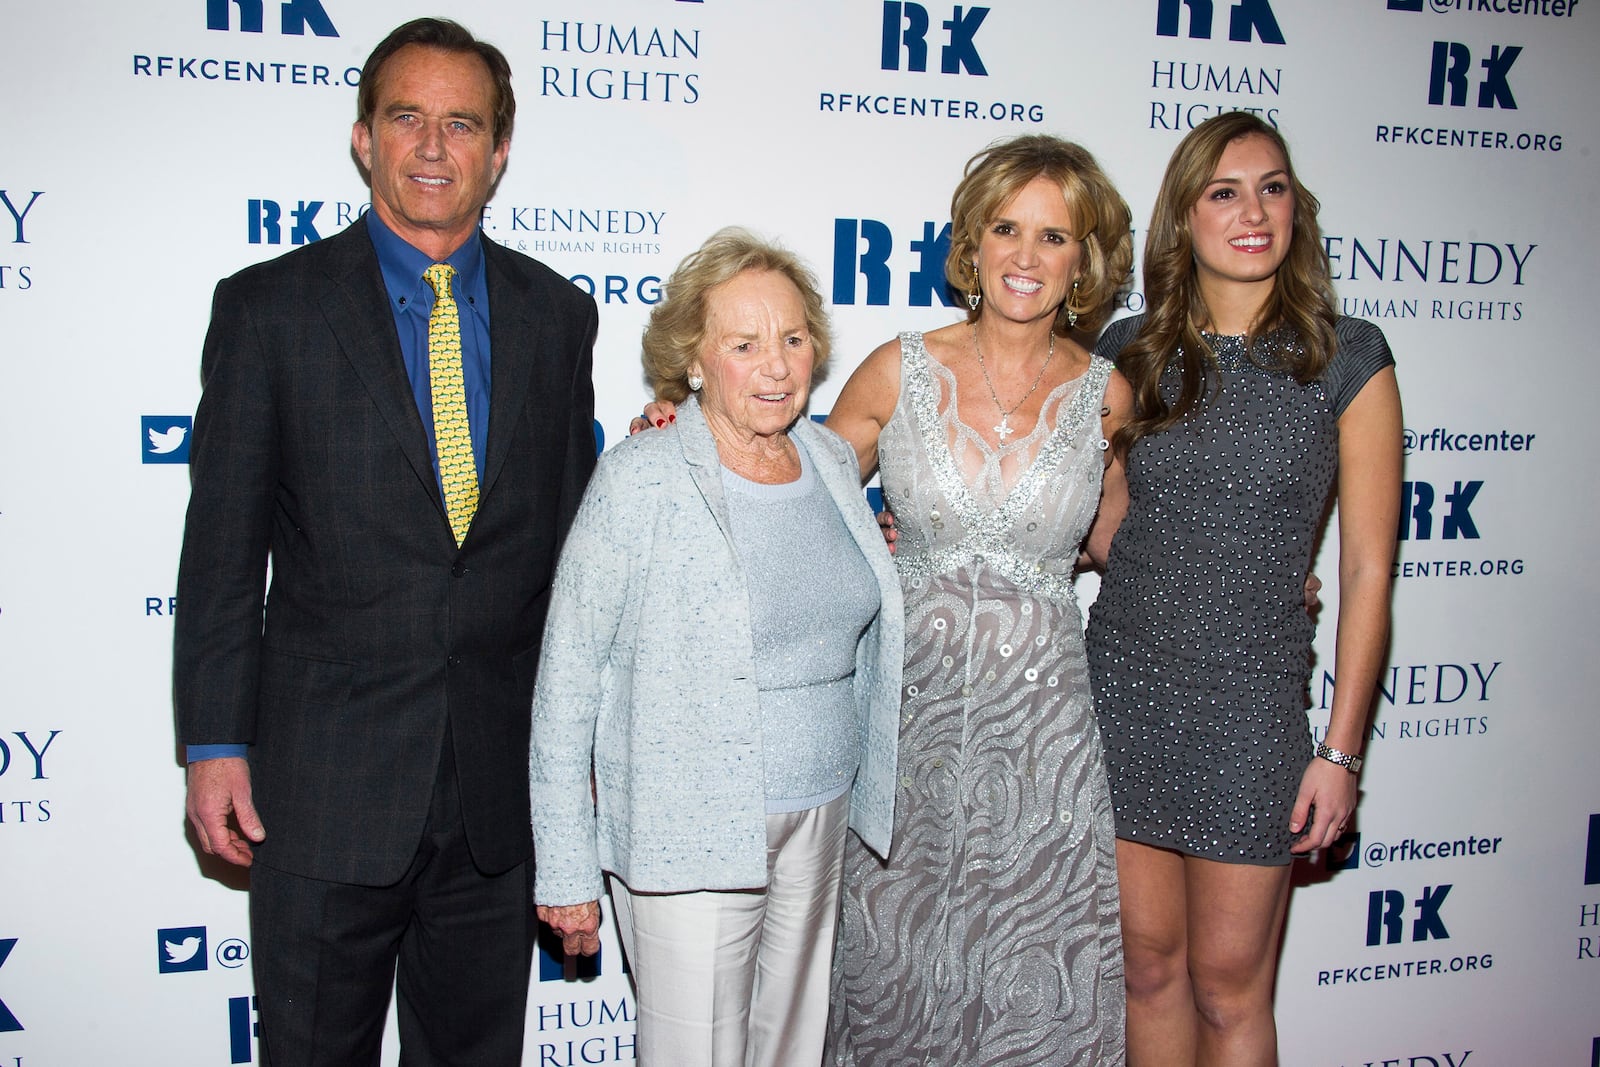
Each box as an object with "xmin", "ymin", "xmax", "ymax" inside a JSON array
[{"xmin": 366, "ymin": 208, "xmax": 493, "ymax": 485}]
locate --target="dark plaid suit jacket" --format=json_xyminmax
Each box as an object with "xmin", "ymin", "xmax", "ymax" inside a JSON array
[{"xmin": 174, "ymin": 215, "xmax": 597, "ymax": 885}]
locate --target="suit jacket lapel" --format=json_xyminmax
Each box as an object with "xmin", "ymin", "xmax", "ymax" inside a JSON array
[
  {"xmin": 317, "ymin": 219, "xmax": 443, "ymax": 512},
  {"xmin": 480, "ymin": 239, "xmax": 550, "ymax": 500}
]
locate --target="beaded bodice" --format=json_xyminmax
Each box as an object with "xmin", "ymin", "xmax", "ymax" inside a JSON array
[
  {"xmin": 879, "ymin": 331, "xmax": 1111, "ymax": 607},
  {"xmin": 1091, "ymin": 331, "xmax": 1339, "ymax": 671}
]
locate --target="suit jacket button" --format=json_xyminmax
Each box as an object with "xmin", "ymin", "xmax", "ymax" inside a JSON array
[
  {"xmin": 451, "ymin": 563, "xmax": 467, "ymax": 578},
  {"xmin": 447, "ymin": 655, "xmax": 461, "ymax": 668}
]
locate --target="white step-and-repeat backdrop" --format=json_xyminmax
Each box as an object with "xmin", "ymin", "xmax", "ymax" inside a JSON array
[{"xmin": 4, "ymin": 1, "xmax": 1598, "ymax": 1063}]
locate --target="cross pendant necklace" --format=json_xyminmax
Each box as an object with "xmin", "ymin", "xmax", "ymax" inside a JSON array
[{"xmin": 973, "ymin": 324, "xmax": 1054, "ymax": 442}]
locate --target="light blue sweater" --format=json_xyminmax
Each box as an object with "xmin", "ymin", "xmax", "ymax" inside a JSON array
[{"xmin": 720, "ymin": 439, "xmax": 881, "ymax": 813}]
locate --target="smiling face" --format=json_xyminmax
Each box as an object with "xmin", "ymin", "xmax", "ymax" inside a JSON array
[
  {"xmin": 692, "ymin": 270, "xmax": 816, "ymax": 445},
  {"xmin": 974, "ymin": 175, "xmax": 1083, "ymax": 329},
  {"xmin": 351, "ymin": 44, "xmax": 509, "ymax": 261},
  {"xmin": 1189, "ymin": 133, "xmax": 1294, "ymax": 303}
]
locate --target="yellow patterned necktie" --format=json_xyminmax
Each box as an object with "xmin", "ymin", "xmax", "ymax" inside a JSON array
[{"xmin": 423, "ymin": 263, "xmax": 479, "ymax": 547}]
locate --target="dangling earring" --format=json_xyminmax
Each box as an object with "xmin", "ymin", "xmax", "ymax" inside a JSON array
[
  {"xmin": 1065, "ymin": 279, "xmax": 1080, "ymax": 329},
  {"xmin": 688, "ymin": 372, "xmax": 703, "ymax": 391},
  {"xmin": 967, "ymin": 261, "xmax": 982, "ymax": 311}
]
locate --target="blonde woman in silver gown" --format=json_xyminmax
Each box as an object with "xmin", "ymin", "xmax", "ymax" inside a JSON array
[{"xmin": 823, "ymin": 136, "xmax": 1133, "ymax": 1067}]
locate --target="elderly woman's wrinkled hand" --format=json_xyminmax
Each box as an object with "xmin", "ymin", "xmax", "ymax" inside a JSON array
[{"xmin": 537, "ymin": 901, "xmax": 603, "ymax": 957}]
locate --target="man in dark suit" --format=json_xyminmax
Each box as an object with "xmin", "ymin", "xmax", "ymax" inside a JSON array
[{"xmin": 174, "ymin": 18, "xmax": 597, "ymax": 1064}]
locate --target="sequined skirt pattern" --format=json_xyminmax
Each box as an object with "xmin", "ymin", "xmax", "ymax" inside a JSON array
[
  {"xmin": 826, "ymin": 333, "xmax": 1125, "ymax": 1066},
  {"xmin": 828, "ymin": 569, "xmax": 1125, "ymax": 1066},
  {"xmin": 1088, "ymin": 635, "xmax": 1311, "ymax": 865}
]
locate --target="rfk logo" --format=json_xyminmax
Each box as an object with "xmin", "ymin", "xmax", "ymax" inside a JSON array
[
  {"xmin": 880, "ymin": 3, "xmax": 989, "ymax": 75},
  {"xmin": 207, "ymin": 0, "xmax": 338, "ymax": 37},
  {"xmin": 248, "ymin": 199, "xmax": 324, "ymax": 245},
  {"xmin": 1366, "ymin": 884, "xmax": 1452, "ymax": 946},
  {"xmin": 1156, "ymin": 0, "xmax": 1285, "ymax": 44},
  {"xmin": 1398, "ymin": 480, "xmax": 1481, "ymax": 541},
  {"xmin": 832, "ymin": 218, "xmax": 958, "ymax": 309},
  {"xmin": 1429, "ymin": 42, "xmax": 1520, "ymax": 109},
  {"xmin": 229, "ymin": 995, "xmax": 259, "ymax": 1063},
  {"xmin": 0, "ymin": 939, "xmax": 21, "ymax": 1033},
  {"xmin": 537, "ymin": 938, "xmax": 604, "ymax": 982}
]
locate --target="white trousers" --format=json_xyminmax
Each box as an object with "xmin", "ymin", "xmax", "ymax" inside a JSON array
[{"xmin": 609, "ymin": 794, "xmax": 850, "ymax": 1067}]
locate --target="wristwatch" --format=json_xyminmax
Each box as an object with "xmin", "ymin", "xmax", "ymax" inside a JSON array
[{"xmin": 1315, "ymin": 742, "xmax": 1363, "ymax": 774}]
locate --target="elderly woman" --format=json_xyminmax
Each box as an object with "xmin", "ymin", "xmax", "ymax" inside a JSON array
[{"xmin": 530, "ymin": 228, "xmax": 904, "ymax": 1067}]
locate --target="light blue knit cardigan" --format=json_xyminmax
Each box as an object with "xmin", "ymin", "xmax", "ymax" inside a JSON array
[{"xmin": 530, "ymin": 397, "xmax": 904, "ymax": 905}]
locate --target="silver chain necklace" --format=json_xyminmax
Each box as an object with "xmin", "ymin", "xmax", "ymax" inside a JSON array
[{"xmin": 972, "ymin": 323, "xmax": 1055, "ymax": 440}]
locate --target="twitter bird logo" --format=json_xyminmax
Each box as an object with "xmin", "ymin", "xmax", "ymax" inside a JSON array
[
  {"xmin": 156, "ymin": 926, "xmax": 208, "ymax": 973},
  {"xmin": 165, "ymin": 936, "xmax": 201, "ymax": 964},
  {"xmin": 148, "ymin": 425, "xmax": 188, "ymax": 454},
  {"xmin": 141, "ymin": 415, "xmax": 193, "ymax": 464}
]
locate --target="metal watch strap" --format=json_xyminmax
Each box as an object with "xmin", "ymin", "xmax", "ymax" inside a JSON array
[{"xmin": 1315, "ymin": 741, "xmax": 1363, "ymax": 774}]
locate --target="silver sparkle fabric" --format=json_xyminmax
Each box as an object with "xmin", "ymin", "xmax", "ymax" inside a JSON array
[
  {"xmin": 721, "ymin": 439, "xmax": 881, "ymax": 813},
  {"xmin": 1086, "ymin": 315, "xmax": 1395, "ymax": 864},
  {"xmin": 828, "ymin": 333, "xmax": 1125, "ymax": 1067}
]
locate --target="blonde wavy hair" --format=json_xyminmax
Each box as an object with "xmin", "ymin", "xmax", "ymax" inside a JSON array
[
  {"xmin": 643, "ymin": 227, "xmax": 833, "ymax": 404},
  {"xmin": 944, "ymin": 135, "xmax": 1134, "ymax": 336}
]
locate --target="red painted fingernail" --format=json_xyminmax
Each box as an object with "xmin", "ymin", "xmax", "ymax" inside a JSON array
[
  {"xmin": 669, "ymin": 414, "xmax": 676, "ymax": 423},
  {"xmin": 656, "ymin": 419, "xmax": 665, "ymax": 428}
]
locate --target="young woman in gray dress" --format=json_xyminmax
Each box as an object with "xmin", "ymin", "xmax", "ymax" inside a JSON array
[{"xmin": 1084, "ymin": 113, "xmax": 1403, "ymax": 1066}]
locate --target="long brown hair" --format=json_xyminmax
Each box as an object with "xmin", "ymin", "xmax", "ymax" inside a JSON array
[{"xmin": 1113, "ymin": 113, "xmax": 1337, "ymax": 455}]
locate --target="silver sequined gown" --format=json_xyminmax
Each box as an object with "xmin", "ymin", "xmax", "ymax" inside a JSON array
[
  {"xmin": 827, "ymin": 333, "xmax": 1125, "ymax": 1067},
  {"xmin": 1086, "ymin": 315, "xmax": 1394, "ymax": 864}
]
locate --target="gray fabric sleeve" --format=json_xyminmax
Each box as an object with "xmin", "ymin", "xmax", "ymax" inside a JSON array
[
  {"xmin": 1092, "ymin": 313, "xmax": 1145, "ymax": 366},
  {"xmin": 1325, "ymin": 316, "xmax": 1396, "ymax": 417}
]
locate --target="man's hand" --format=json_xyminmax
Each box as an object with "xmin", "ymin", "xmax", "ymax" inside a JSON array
[
  {"xmin": 186, "ymin": 756, "xmax": 265, "ymax": 867},
  {"xmin": 537, "ymin": 901, "xmax": 603, "ymax": 957}
]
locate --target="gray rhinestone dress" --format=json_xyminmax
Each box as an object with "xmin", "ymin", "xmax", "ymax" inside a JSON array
[
  {"xmin": 828, "ymin": 333, "xmax": 1125, "ymax": 1067},
  {"xmin": 1086, "ymin": 315, "xmax": 1394, "ymax": 864}
]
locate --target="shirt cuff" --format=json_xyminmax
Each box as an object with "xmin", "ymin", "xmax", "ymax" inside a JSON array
[{"xmin": 186, "ymin": 744, "xmax": 248, "ymax": 763}]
